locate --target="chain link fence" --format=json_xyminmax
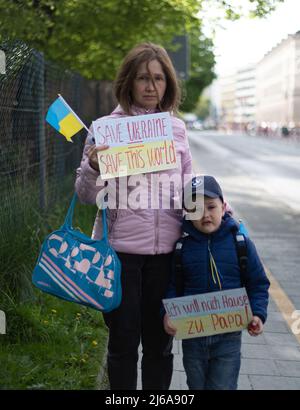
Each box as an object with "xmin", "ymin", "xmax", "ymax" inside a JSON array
[
  {"xmin": 0, "ymin": 39, "xmax": 116, "ymax": 227},
  {"xmin": 0, "ymin": 39, "xmax": 116, "ymax": 300}
]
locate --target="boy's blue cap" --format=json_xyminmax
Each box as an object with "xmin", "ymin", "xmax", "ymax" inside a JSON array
[{"xmin": 185, "ymin": 175, "xmax": 224, "ymax": 203}]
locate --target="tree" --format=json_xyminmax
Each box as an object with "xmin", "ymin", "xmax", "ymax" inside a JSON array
[
  {"xmin": 180, "ymin": 26, "xmax": 216, "ymax": 112},
  {"xmin": 0, "ymin": 0, "xmax": 284, "ymax": 109},
  {"xmin": 195, "ymin": 95, "xmax": 210, "ymax": 120},
  {"xmin": 0, "ymin": 0, "xmax": 201, "ymax": 79}
]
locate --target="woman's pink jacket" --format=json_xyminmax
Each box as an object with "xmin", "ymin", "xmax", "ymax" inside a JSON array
[{"xmin": 75, "ymin": 105, "xmax": 193, "ymax": 255}]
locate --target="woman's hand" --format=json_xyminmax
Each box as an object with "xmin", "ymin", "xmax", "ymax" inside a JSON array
[
  {"xmin": 163, "ymin": 314, "xmax": 177, "ymax": 336},
  {"xmin": 87, "ymin": 144, "xmax": 109, "ymax": 171},
  {"xmin": 224, "ymin": 200, "xmax": 233, "ymax": 216},
  {"xmin": 247, "ymin": 316, "xmax": 263, "ymax": 336}
]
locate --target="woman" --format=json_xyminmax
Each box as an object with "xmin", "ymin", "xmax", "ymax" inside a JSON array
[{"xmin": 75, "ymin": 43, "xmax": 193, "ymax": 390}]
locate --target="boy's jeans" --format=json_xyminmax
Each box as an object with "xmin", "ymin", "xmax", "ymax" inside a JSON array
[{"xmin": 182, "ymin": 331, "xmax": 242, "ymax": 390}]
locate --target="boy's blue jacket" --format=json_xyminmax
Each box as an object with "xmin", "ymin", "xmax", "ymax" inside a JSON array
[{"xmin": 165, "ymin": 213, "xmax": 270, "ymax": 323}]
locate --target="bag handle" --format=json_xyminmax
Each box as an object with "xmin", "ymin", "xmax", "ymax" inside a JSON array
[{"xmin": 63, "ymin": 193, "xmax": 108, "ymax": 241}]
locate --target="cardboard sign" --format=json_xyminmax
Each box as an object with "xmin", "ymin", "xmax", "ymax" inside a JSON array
[
  {"xmin": 162, "ymin": 288, "xmax": 253, "ymax": 340},
  {"xmin": 93, "ymin": 112, "xmax": 177, "ymax": 179}
]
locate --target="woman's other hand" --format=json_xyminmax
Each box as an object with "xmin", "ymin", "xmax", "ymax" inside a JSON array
[
  {"xmin": 163, "ymin": 314, "xmax": 177, "ymax": 336},
  {"xmin": 87, "ymin": 144, "xmax": 109, "ymax": 171}
]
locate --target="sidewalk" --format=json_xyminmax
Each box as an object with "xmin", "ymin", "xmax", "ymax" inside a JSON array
[{"xmin": 137, "ymin": 295, "xmax": 300, "ymax": 390}]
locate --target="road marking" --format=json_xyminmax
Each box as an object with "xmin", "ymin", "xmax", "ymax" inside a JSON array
[{"xmin": 264, "ymin": 265, "xmax": 300, "ymax": 344}]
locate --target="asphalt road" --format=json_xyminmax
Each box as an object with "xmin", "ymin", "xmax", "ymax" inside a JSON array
[{"xmin": 189, "ymin": 130, "xmax": 300, "ymax": 213}]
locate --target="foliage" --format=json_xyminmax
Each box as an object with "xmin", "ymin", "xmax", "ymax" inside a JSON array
[
  {"xmin": 0, "ymin": 0, "xmax": 201, "ymax": 80},
  {"xmin": 0, "ymin": 293, "xmax": 108, "ymax": 389},
  {"xmin": 0, "ymin": 0, "xmax": 284, "ymax": 116},
  {"xmin": 180, "ymin": 26, "xmax": 216, "ymax": 112},
  {"xmin": 194, "ymin": 94, "xmax": 210, "ymax": 119},
  {"xmin": 213, "ymin": 0, "xmax": 284, "ymax": 19},
  {"xmin": 0, "ymin": 1, "xmax": 284, "ymax": 79}
]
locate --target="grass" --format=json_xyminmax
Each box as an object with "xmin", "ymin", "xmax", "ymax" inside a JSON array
[
  {"xmin": 0, "ymin": 295, "xmax": 108, "ymax": 389},
  {"xmin": 0, "ymin": 185, "xmax": 109, "ymax": 390}
]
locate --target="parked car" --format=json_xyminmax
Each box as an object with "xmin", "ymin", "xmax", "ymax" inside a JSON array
[{"xmin": 192, "ymin": 120, "xmax": 203, "ymax": 130}]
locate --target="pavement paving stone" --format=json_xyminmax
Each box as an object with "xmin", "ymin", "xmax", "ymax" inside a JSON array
[
  {"xmin": 240, "ymin": 358, "xmax": 280, "ymax": 376},
  {"xmin": 172, "ymin": 342, "xmax": 180, "ymax": 355},
  {"xmin": 266, "ymin": 311, "xmax": 287, "ymax": 322},
  {"xmin": 169, "ymin": 371, "xmax": 181, "ymax": 390},
  {"xmin": 274, "ymin": 360, "xmax": 300, "ymax": 377},
  {"xmin": 264, "ymin": 332, "xmax": 300, "ymax": 346},
  {"xmin": 249, "ymin": 375, "xmax": 300, "ymax": 390},
  {"xmin": 173, "ymin": 354, "xmax": 184, "ymax": 371},
  {"xmin": 170, "ymin": 371, "xmax": 187, "ymax": 390},
  {"xmin": 265, "ymin": 268, "xmax": 300, "ymax": 281},
  {"xmin": 267, "ymin": 299, "xmax": 280, "ymax": 312},
  {"xmin": 242, "ymin": 344, "xmax": 300, "ymax": 360},
  {"xmin": 237, "ymin": 375, "xmax": 253, "ymax": 390},
  {"xmin": 241, "ymin": 344, "xmax": 270, "ymax": 359},
  {"xmin": 273, "ymin": 281, "xmax": 300, "ymax": 298},
  {"xmin": 289, "ymin": 296, "xmax": 300, "ymax": 309},
  {"xmin": 263, "ymin": 320, "xmax": 290, "ymax": 333},
  {"xmin": 242, "ymin": 333, "xmax": 267, "ymax": 344}
]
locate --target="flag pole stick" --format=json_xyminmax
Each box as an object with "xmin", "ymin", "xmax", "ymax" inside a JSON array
[{"xmin": 58, "ymin": 94, "xmax": 94, "ymax": 137}]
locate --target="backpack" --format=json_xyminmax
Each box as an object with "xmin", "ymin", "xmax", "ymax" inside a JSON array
[{"xmin": 174, "ymin": 221, "xmax": 248, "ymax": 297}]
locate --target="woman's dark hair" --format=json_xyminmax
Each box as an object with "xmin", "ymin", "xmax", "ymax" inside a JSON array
[{"xmin": 114, "ymin": 42, "xmax": 181, "ymax": 115}]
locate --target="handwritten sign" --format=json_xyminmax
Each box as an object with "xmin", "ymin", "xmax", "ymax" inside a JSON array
[
  {"xmin": 162, "ymin": 288, "xmax": 253, "ymax": 340},
  {"xmin": 93, "ymin": 112, "xmax": 177, "ymax": 179}
]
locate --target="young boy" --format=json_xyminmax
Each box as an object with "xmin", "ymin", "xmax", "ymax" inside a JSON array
[{"xmin": 163, "ymin": 175, "xmax": 270, "ymax": 390}]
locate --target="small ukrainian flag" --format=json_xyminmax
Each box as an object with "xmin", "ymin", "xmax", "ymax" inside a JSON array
[{"xmin": 46, "ymin": 95, "xmax": 85, "ymax": 142}]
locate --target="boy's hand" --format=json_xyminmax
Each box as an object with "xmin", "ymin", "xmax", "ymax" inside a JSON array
[
  {"xmin": 248, "ymin": 316, "xmax": 263, "ymax": 336},
  {"xmin": 163, "ymin": 314, "xmax": 177, "ymax": 336}
]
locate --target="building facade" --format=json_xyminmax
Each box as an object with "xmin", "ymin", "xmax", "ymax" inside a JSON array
[
  {"xmin": 219, "ymin": 65, "xmax": 256, "ymax": 131},
  {"xmin": 214, "ymin": 30, "xmax": 300, "ymax": 134},
  {"xmin": 234, "ymin": 64, "xmax": 256, "ymax": 130},
  {"xmin": 256, "ymin": 31, "xmax": 300, "ymax": 130},
  {"xmin": 219, "ymin": 73, "xmax": 237, "ymax": 129}
]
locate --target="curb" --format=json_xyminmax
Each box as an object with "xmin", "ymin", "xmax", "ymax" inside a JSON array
[{"xmin": 96, "ymin": 344, "xmax": 109, "ymax": 390}]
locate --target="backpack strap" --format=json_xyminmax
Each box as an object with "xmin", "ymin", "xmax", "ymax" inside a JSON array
[
  {"xmin": 232, "ymin": 228, "xmax": 248, "ymax": 283},
  {"xmin": 174, "ymin": 236, "xmax": 187, "ymax": 297}
]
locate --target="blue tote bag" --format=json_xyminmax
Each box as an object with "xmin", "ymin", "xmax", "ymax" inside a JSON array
[{"xmin": 32, "ymin": 194, "xmax": 122, "ymax": 312}]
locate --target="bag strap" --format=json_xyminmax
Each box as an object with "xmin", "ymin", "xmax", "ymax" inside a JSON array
[
  {"xmin": 232, "ymin": 228, "xmax": 248, "ymax": 282},
  {"xmin": 63, "ymin": 193, "xmax": 77, "ymax": 229},
  {"xmin": 174, "ymin": 238, "xmax": 186, "ymax": 297},
  {"xmin": 63, "ymin": 193, "xmax": 108, "ymax": 241}
]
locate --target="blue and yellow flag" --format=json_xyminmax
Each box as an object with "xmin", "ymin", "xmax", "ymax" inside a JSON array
[{"xmin": 46, "ymin": 95, "xmax": 85, "ymax": 142}]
